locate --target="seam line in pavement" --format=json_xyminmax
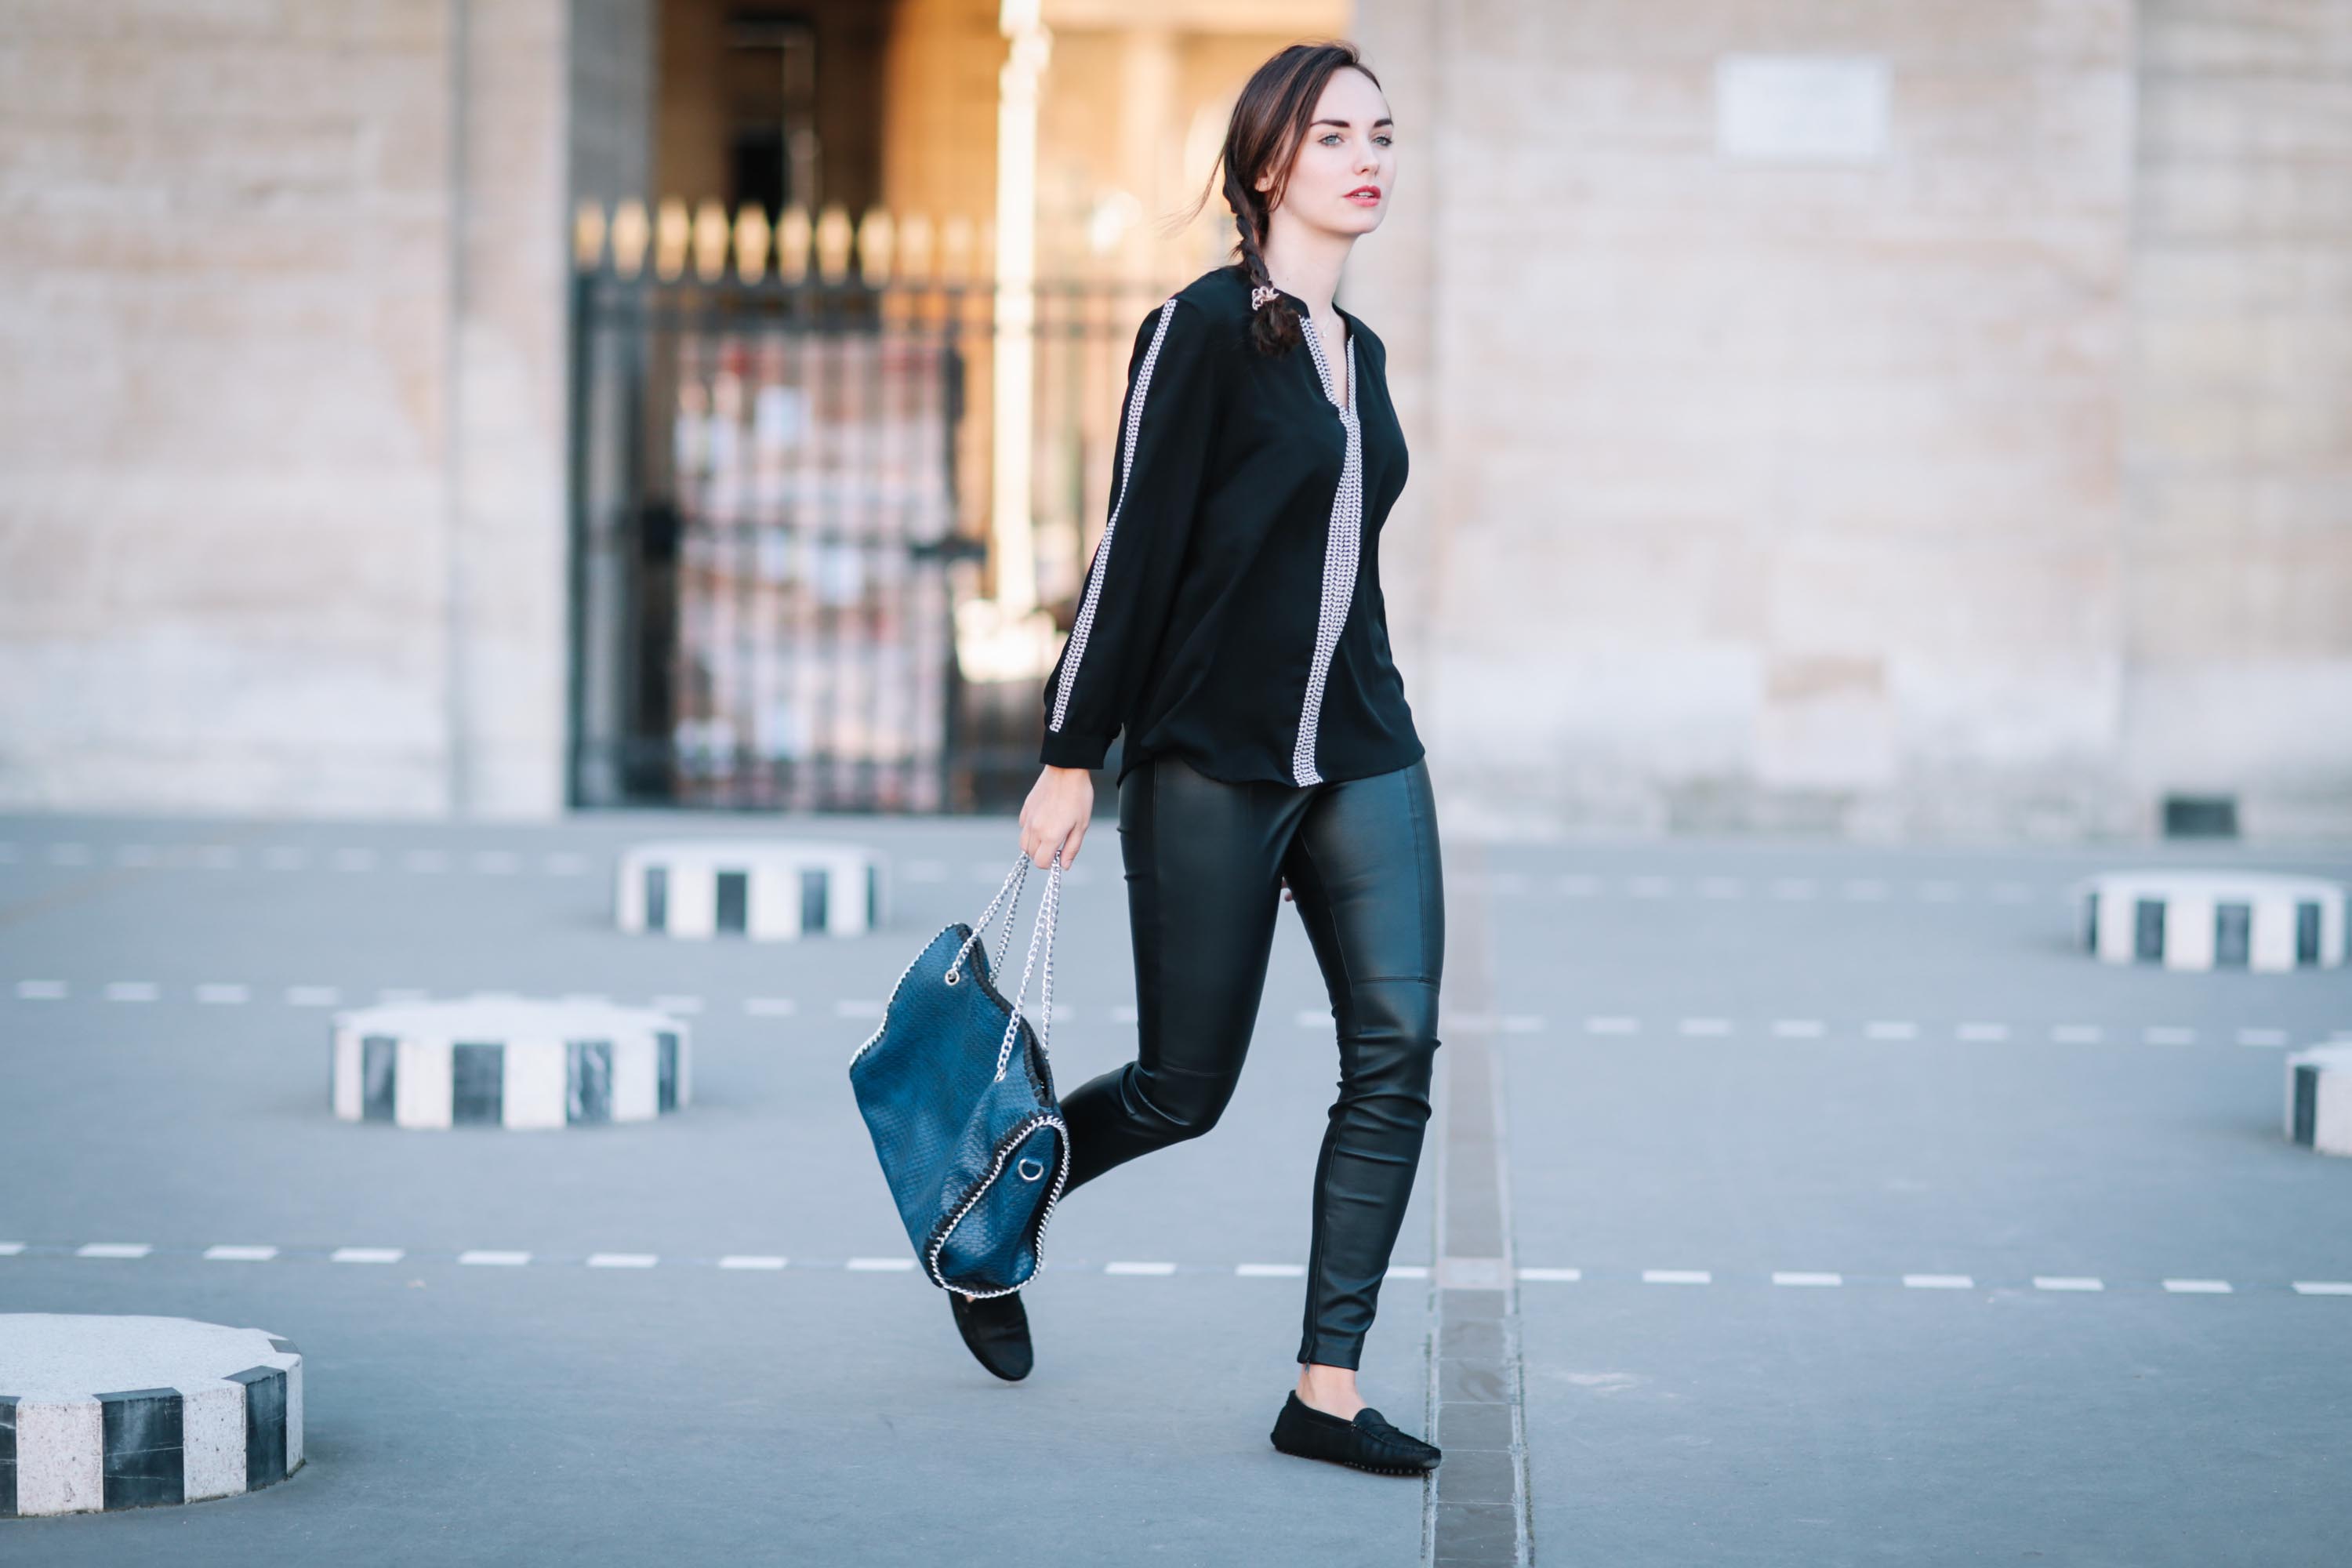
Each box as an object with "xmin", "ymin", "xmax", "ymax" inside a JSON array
[{"xmin": 1428, "ymin": 840, "xmax": 1530, "ymax": 1567}]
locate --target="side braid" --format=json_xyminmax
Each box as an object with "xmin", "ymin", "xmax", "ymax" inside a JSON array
[{"xmin": 1224, "ymin": 162, "xmax": 1301, "ymax": 356}]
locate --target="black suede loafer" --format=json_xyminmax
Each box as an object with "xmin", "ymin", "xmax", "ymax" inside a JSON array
[
  {"xmin": 1269, "ymin": 1391, "xmax": 1442, "ymax": 1475},
  {"xmin": 948, "ymin": 1287, "xmax": 1033, "ymax": 1381}
]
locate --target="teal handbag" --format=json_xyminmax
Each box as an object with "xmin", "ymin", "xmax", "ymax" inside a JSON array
[{"xmin": 848, "ymin": 851, "xmax": 1071, "ymax": 1298}]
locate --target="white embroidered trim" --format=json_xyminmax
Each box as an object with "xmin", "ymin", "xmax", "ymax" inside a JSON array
[
  {"xmin": 1291, "ymin": 327, "xmax": 1361, "ymax": 786},
  {"xmin": 1048, "ymin": 296, "xmax": 1181, "ymax": 735}
]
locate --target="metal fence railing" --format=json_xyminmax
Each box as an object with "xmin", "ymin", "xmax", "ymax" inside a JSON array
[{"xmin": 567, "ymin": 198, "xmax": 1182, "ymax": 813}]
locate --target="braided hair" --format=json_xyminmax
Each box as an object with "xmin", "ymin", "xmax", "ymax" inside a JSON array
[{"xmin": 1178, "ymin": 41, "xmax": 1381, "ymax": 358}]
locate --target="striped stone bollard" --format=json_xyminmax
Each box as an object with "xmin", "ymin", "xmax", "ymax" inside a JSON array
[
  {"xmin": 0, "ymin": 1315, "xmax": 302, "ymax": 1517},
  {"xmin": 2287, "ymin": 1044, "xmax": 2352, "ymax": 1157},
  {"xmin": 2078, "ymin": 871, "xmax": 2347, "ymax": 971},
  {"xmin": 328, "ymin": 996, "xmax": 690, "ymax": 1130},
  {"xmin": 615, "ymin": 840, "xmax": 887, "ymax": 940}
]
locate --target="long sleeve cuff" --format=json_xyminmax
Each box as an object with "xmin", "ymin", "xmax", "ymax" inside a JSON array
[{"xmin": 1038, "ymin": 727, "xmax": 1112, "ymax": 771}]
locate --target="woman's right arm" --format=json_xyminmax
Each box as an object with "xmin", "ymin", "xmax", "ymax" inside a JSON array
[{"xmin": 1022, "ymin": 296, "xmax": 1219, "ymax": 869}]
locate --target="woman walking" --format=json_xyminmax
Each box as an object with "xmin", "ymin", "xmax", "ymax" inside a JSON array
[{"xmin": 960, "ymin": 40, "xmax": 1444, "ymax": 1479}]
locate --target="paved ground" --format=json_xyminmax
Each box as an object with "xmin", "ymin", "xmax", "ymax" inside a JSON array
[{"xmin": 1, "ymin": 811, "xmax": 2347, "ymax": 1564}]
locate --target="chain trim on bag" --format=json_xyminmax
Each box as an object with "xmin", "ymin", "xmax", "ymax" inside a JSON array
[{"xmin": 922, "ymin": 1108, "xmax": 1073, "ymax": 1299}]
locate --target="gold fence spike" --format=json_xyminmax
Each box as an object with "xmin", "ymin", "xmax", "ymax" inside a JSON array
[
  {"xmin": 609, "ymin": 199, "xmax": 650, "ymax": 279},
  {"xmin": 898, "ymin": 212, "xmax": 935, "ymax": 285},
  {"xmin": 572, "ymin": 199, "xmax": 607, "ymax": 270},
  {"xmin": 775, "ymin": 205, "xmax": 812, "ymax": 284},
  {"xmin": 692, "ymin": 198, "xmax": 731, "ymax": 282},
  {"xmin": 857, "ymin": 206, "xmax": 895, "ymax": 287},
  {"xmin": 815, "ymin": 203, "xmax": 854, "ymax": 284},
  {"xmin": 940, "ymin": 214, "xmax": 975, "ymax": 285},
  {"xmin": 654, "ymin": 197, "xmax": 691, "ymax": 281},
  {"xmin": 734, "ymin": 203, "xmax": 772, "ymax": 282}
]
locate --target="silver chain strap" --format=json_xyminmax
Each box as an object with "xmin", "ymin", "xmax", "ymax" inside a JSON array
[
  {"xmin": 993, "ymin": 846, "xmax": 1062, "ymax": 1082},
  {"xmin": 947, "ymin": 852, "xmax": 1033, "ymax": 985}
]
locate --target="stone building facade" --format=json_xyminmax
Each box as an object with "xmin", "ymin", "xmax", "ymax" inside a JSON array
[{"xmin": 1, "ymin": 0, "xmax": 2344, "ymax": 837}]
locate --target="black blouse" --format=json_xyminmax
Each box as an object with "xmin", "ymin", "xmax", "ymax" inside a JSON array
[{"xmin": 1037, "ymin": 263, "xmax": 1425, "ymax": 789}]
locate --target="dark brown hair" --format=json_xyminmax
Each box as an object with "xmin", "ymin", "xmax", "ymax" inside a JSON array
[{"xmin": 1178, "ymin": 42, "xmax": 1381, "ymax": 357}]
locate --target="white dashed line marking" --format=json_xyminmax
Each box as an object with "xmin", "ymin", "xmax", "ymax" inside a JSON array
[
  {"xmin": 77, "ymin": 1243, "xmax": 151, "ymax": 1259},
  {"xmin": 2034, "ymin": 1276, "xmax": 2104, "ymax": 1292},
  {"xmin": 1517, "ymin": 1268, "xmax": 1581, "ymax": 1283},
  {"xmin": 332, "ymin": 1248, "xmax": 405, "ymax": 1265},
  {"xmin": 1904, "ymin": 1274, "xmax": 1975, "ymax": 1290},
  {"xmin": 1237, "ymin": 1263, "xmax": 1306, "ymax": 1277},
  {"xmin": 16, "ymin": 981, "xmax": 66, "ymax": 1000},
  {"xmin": 2292, "ymin": 1282, "xmax": 2352, "ymax": 1296},
  {"xmin": 1697, "ymin": 878, "xmax": 1744, "ymax": 900},
  {"xmin": 1773, "ymin": 1272, "xmax": 1844, "ymax": 1287},
  {"xmin": 1295, "ymin": 1008, "xmax": 1331, "ymax": 1029},
  {"xmin": 1112, "ymin": 1004, "xmax": 1140, "ymax": 1025},
  {"xmin": 1642, "ymin": 1270, "xmax": 1711, "ymax": 1285},
  {"xmin": 1501, "ymin": 1015, "xmax": 1544, "ymax": 1034},
  {"xmin": 833, "ymin": 1000, "xmax": 883, "ymax": 1019},
  {"xmin": 1917, "ymin": 882, "xmax": 1962, "ymax": 902},
  {"xmin": 0, "ymin": 1243, "xmax": 25, "ymax": 1257},
  {"xmin": 263, "ymin": 847, "xmax": 307, "ymax": 870},
  {"xmin": 846, "ymin": 1257, "xmax": 913, "ymax": 1272},
  {"xmin": 744, "ymin": 997, "xmax": 797, "ymax": 1017},
  {"xmin": 1628, "ymin": 877, "xmax": 1672, "ymax": 898},
  {"xmin": 285, "ymin": 986, "xmax": 340, "ymax": 1007},
  {"xmin": 474, "ymin": 851, "xmax": 522, "ymax": 875},
  {"xmin": 1990, "ymin": 883, "xmax": 2036, "ymax": 902},
  {"xmin": 2161, "ymin": 1279, "xmax": 2232, "ymax": 1294},
  {"xmin": 903, "ymin": 860, "xmax": 949, "ymax": 882},
  {"xmin": 1842, "ymin": 880, "xmax": 1888, "ymax": 901},
  {"xmin": 1585, "ymin": 1016, "xmax": 1640, "ymax": 1036},
  {"xmin": 1105, "ymin": 1261, "xmax": 1177, "ymax": 1276},
  {"xmin": 2052, "ymin": 1025, "xmax": 2103, "ymax": 1044},
  {"xmin": 586, "ymin": 1253, "xmax": 659, "ymax": 1269},
  {"xmin": 1865, "ymin": 1021, "xmax": 1919, "ymax": 1041},
  {"xmin": 544, "ymin": 852, "xmax": 590, "ymax": 876},
  {"xmin": 651, "ymin": 995, "xmax": 705, "ymax": 1015},
  {"xmin": 1957, "ymin": 1022, "xmax": 2011, "ymax": 1042},
  {"xmin": 459, "ymin": 1250, "xmax": 532, "ymax": 1267},
  {"xmin": 2144, "ymin": 1026, "xmax": 2197, "ymax": 1046},
  {"xmin": 404, "ymin": 850, "xmax": 450, "ymax": 873},
  {"xmin": 1385, "ymin": 1265, "xmax": 1430, "ymax": 1279},
  {"xmin": 203, "ymin": 1245, "xmax": 279, "ymax": 1262},
  {"xmin": 196, "ymin": 983, "xmax": 250, "ymax": 1005},
  {"xmin": 2238, "ymin": 1029, "xmax": 2290, "ymax": 1047},
  {"xmin": 1772, "ymin": 1019, "xmax": 1825, "ymax": 1038},
  {"xmin": 1769, "ymin": 879, "xmax": 1818, "ymax": 900},
  {"xmin": 332, "ymin": 849, "xmax": 378, "ymax": 872},
  {"xmin": 106, "ymin": 982, "xmax": 159, "ymax": 1003},
  {"xmin": 1679, "ymin": 1018, "xmax": 1733, "ymax": 1037},
  {"xmin": 719, "ymin": 1255, "xmax": 787, "ymax": 1270}
]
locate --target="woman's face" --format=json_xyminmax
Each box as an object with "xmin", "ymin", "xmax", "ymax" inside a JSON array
[{"xmin": 1257, "ymin": 67, "xmax": 1395, "ymax": 238}]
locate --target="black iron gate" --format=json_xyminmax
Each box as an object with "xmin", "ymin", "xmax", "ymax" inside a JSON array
[{"xmin": 567, "ymin": 260, "xmax": 1171, "ymax": 814}]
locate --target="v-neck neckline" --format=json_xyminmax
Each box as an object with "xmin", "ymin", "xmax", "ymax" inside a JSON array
[
  {"xmin": 1261, "ymin": 277, "xmax": 1356, "ymax": 414},
  {"xmin": 1298, "ymin": 311, "xmax": 1356, "ymax": 416}
]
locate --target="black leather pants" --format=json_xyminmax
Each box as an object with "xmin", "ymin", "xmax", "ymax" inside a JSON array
[{"xmin": 1056, "ymin": 752, "xmax": 1445, "ymax": 1371}]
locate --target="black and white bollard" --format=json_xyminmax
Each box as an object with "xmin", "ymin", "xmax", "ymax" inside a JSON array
[
  {"xmin": 615, "ymin": 839, "xmax": 886, "ymax": 940},
  {"xmin": 1, "ymin": 1315, "xmax": 302, "ymax": 1517},
  {"xmin": 328, "ymin": 996, "xmax": 691, "ymax": 1129},
  {"xmin": 2288, "ymin": 1044, "xmax": 2352, "ymax": 1157},
  {"xmin": 2078, "ymin": 871, "xmax": 2347, "ymax": 971}
]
